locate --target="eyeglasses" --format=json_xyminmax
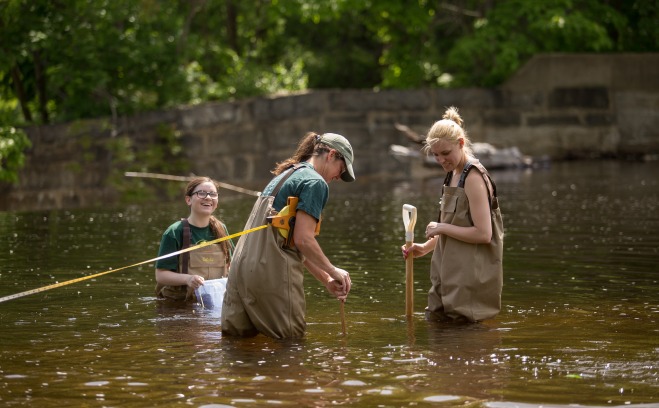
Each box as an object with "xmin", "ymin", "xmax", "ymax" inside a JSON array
[{"xmin": 191, "ymin": 190, "xmax": 218, "ymax": 199}]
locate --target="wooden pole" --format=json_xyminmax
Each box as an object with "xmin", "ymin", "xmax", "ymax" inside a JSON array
[
  {"xmin": 124, "ymin": 171, "xmax": 261, "ymax": 197},
  {"xmin": 402, "ymin": 204, "xmax": 417, "ymax": 319},
  {"xmin": 405, "ymin": 241, "xmax": 414, "ymax": 318},
  {"xmin": 340, "ymin": 300, "xmax": 347, "ymax": 335}
]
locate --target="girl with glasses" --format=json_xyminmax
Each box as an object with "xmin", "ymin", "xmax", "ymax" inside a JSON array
[{"xmin": 155, "ymin": 176, "xmax": 234, "ymax": 302}]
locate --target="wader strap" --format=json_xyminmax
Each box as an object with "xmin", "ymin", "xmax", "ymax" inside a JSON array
[
  {"xmin": 271, "ymin": 163, "xmax": 304, "ymax": 198},
  {"xmin": 469, "ymin": 161, "xmax": 499, "ymax": 210},
  {"xmin": 443, "ymin": 171, "xmax": 453, "ymax": 187},
  {"xmin": 440, "ymin": 161, "xmax": 499, "ymax": 219},
  {"xmin": 181, "ymin": 218, "xmax": 191, "ymax": 275},
  {"xmin": 268, "ymin": 163, "xmax": 305, "ymax": 249},
  {"xmin": 457, "ymin": 161, "xmax": 473, "ymax": 188},
  {"xmin": 457, "ymin": 162, "xmax": 498, "ymax": 211},
  {"xmin": 441, "ymin": 171, "xmax": 451, "ymax": 197},
  {"xmin": 440, "ymin": 161, "xmax": 473, "ymax": 205}
]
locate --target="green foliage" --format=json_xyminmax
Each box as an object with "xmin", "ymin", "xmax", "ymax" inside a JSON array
[
  {"xmin": 0, "ymin": 0, "xmax": 188, "ymax": 124},
  {"xmin": 616, "ymin": 0, "xmax": 659, "ymax": 51},
  {"xmin": 0, "ymin": 0, "xmax": 655, "ymax": 128},
  {"xmin": 445, "ymin": 0, "xmax": 629, "ymax": 87},
  {"xmin": 105, "ymin": 124, "xmax": 188, "ymax": 202},
  {"xmin": 0, "ymin": 126, "xmax": 31, "ymax": 183}
]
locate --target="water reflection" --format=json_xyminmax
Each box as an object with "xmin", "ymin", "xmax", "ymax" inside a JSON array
[{"xmin": 0, "ymin": 161, "xmax": 658, "ymax": 407}]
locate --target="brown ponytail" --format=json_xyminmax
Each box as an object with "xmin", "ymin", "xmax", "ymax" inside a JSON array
[{"xmin": 271, "ymin": 132, "xmax": 332, "ymax": 175}]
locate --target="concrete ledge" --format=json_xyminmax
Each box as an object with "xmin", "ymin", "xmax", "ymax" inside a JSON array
[{"xmin": 548, "ymin": 87, "xmax": 609, "ymax": 109}]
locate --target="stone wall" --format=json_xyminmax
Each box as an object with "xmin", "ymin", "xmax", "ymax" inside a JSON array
[{"xmin": 2, "ymin": 53, "xmax": 658, "ymax": 211}]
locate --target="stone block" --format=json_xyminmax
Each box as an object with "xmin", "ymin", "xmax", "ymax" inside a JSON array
[
  {"xmin": 494, "ymin": 90, "xmax": 544, "ymax": 109},
  {"xmin": 180, "ymin": 132, "xmax": 205, "ymax": 157},
  {"xmin": 179, "ymin": 102, "xmax": 238, "ymax": 129},
  {"xmin": 585, "ymin": 113, "xmax": 615, "ymax": 126},
  {"xmin": 548, "ymin": 87, "xmax": 609, "ymax": 109},
  {"xmin": 232, "ymin": 155, "xmax": 252, "ymax": 180},
  {"xmin": 527, "ymin": 115, "xmax": 581, "ymax": 126},
  {"xmin": 436, "ymin": 88, "xmax": 497, "ymax": 109},
  {"xmin": 293, "ymin": 93, "xmax": 327, "ymax": 116},
  {"xmin": 270, "ymin": 96, "xmax": 296, "ymax": 119},
  {"xmin": 250, "ymin": 98, "xmax": 271, "ymax": 121},
  {"xmin": 483, "ymin": 111, "xmax": 522, "ymax": 127},
  {"xmin": 395, "ymin": 113, "xmax": 438, "ymax": 129},
  {"xmin": 121, "ymin": 109, "xmax": 179, "ymax": 132},
  {"xmin": 331, "ymin": 89, "xmax": 430, "ymax": 111}
]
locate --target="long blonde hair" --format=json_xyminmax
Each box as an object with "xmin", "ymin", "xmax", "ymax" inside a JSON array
[
  {"xmin": 423, "ymin": 107, "xmax": 473, "ymax": 157},
  {"xmin": 184, "ymin": 176, "xmax": 231, "ymax": 264}
]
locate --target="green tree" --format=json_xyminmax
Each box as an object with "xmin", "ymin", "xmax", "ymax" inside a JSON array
[
  {"xmin": 444, "ymin": 0, "xmax": 629, "ymax": 87},
  {"xmin": 0, "ymin": 0, "xmax": 189, "ymax": 125},
  {"xmin": 615, "ymin": 0, "xmax": 658, "ymax": 51},
  {"xmin": 0, "ymin": 126, "xmax": 31, "ymax": 183},
  {"xmin": 1, "ymin": 0, "xmax": 656, "ymax": 125},
  {"xmin": 2, "ymin": 0, "xmax": 656, "ymax": 185}
]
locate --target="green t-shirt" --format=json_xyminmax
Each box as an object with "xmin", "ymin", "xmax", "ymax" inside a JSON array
[
  {"xmin": 261, "ymin": 162, "xmax": 329, "ymax": 221},
  {"xmin": 155, "ymin": 220, "xmax": 234, "ymax": 271}
]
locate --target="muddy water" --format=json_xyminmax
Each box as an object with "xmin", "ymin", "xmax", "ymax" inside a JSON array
[{"xmin": 0, "ymin": 161, "xmax": 657, "ymax": 407}]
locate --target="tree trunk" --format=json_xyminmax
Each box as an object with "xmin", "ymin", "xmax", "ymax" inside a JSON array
[
  {"xmin": 10, "ymin": 65, "xmax": 33, "ymax": 123},
  {"xmin": 226, "ymin": 0, "xmax": 239, "ymax": 54},
  {"xmin": 33, "ymin": 50, "xmax": 49, "ymax": 124},
  {"xmin": 179, "ymin": 0, "xmax": 207, "ymax": 58}
]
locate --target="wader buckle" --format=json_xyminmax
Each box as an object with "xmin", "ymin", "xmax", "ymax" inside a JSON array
[
  {"xmin": 267, "ymin": 196, "xmax": 321, "ymax": 248},
  {"xmin": 267, "ymin": 196, "xmax": 299, "ymax": 248}
]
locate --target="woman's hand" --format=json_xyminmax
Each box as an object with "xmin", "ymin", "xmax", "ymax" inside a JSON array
[
  {"xmin": 401, "ymin": 243, "xmax": 422, "ymax": 259},
  {"xmin": 325, "ymin": 278, "xmax": 348, "ymax": 300},
  {"xmin": 401, "ymin": 236, "xmax": 438, "ymax": 259},
  {"xmin": 329, "ymin": 267, "xmax": 351, "ymax": 298},
  {"xmin": 425, "ymin": 222, "xmax": 442, "ymax": 239},
  {"xmin": 400, "ymin": 244, "xmax": 427, "ymax": 259}
]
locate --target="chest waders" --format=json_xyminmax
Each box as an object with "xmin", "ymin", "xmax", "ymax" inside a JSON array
[
  {"xmin": 222, "ymin": 165, "xmax": 311, "ymax": 339},
  {"xmin": 155, "ymin": 219, "xmax": 229, "ymax": 302},
  {"xmin": 428, "ymin": 161, "xmax": 504, "ymax": 322}
]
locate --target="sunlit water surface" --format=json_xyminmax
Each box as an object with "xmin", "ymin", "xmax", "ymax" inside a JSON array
[{"xmin": 0, "ymin": 161, "xmax": 657, "ymax": 407}]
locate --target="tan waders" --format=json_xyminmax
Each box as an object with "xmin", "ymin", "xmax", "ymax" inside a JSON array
[
  {"xmin": 221, "ymin": 194, "xmax": 306, "ymax": 338},
  {"xmin": 156, "ymin": 219, "xmax": 229, "ymax": 302},
  {"xmin": 428, "ymin": 162, "xmax": 504, "ymax": 322},
  {"xmin": 155, "ymin": 244, "xmax": 228, "ymax": 301}
]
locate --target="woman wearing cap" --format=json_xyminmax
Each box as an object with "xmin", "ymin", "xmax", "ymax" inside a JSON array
[
  {"xmin": 403, "ymin": 107, "xmax": 504, "ymax": 323},
  {"xmin": 222, "ymin": 132, "xmax": 355, "ymax": 338}
]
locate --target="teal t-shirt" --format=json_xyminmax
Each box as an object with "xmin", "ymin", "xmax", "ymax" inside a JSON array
[
  {"xmin": 155, "ymin": 220, "xmax": 234, "ymax": 271},
  {"xmin": 261, "ymin": 162, "xmax": 329, "ymax": 221}
]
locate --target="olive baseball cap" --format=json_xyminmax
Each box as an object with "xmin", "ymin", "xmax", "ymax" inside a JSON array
[{"xmin": 320, "ymin": 133, "xmax": 356, "ymax": 182}]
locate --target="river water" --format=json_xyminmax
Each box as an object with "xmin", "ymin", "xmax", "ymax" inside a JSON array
[{"xmin": 0, "ymin": 160, "xmax": 657, "ymax": 407}]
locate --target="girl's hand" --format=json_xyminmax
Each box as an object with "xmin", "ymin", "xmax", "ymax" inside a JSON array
[
  {"xmin": 425, "ymin": 222, "xmax": 442, "ymax": 239},
  {"xmin": 401, "ymin": 243, "xmax": 421, "ymax": 259},
  {"xmin": 401, "ymin": 237, "xmax": 438, "ymax": 259},
  {"xmin": 187, "ymin": 274, "xmax": 204, "ymax": 289}
]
